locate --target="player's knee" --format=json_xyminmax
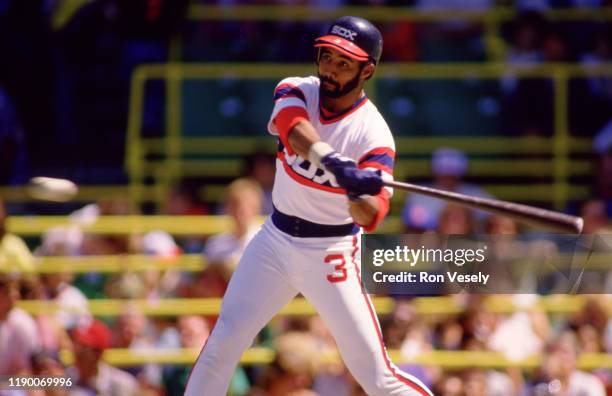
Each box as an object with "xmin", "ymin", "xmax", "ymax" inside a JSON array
[
  {"xmin": 349, "ymin": 367, "xmax": 401, "ymax": 396},
  {"xmin": 364, "ymin": 377, "xmax": 391, "ymax": 396},
  {"xmin": 211, "ymin": 313, "xmax": 251, "ymax": 345}
]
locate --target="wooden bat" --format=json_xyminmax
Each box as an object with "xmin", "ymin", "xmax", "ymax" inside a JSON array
[{"xmin": 383, "ymin": 179, "xmax": 583, "ymax": 233}]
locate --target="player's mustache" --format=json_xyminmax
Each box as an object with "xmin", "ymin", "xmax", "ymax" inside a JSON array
[{"xmin": 320, "ymin": 76, "xmax": 340, "ymax": 90}]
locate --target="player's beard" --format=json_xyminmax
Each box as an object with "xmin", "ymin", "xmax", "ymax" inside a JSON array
[{"xmin": 318, "ymin": 69, "xmax": 362, "ymax": 99}]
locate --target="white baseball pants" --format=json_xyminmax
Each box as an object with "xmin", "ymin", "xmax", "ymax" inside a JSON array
[{"xmin": 184, "ymin": 219, "xmax": 433, "ymax": 396}]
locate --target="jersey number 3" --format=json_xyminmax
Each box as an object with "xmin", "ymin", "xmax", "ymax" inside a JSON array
[{"xmin": 325, "ymin": 254, "xmax": 347, "ymax": 283}]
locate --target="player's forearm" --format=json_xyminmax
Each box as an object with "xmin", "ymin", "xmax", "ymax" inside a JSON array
[
  {"xmin": 349, "ymin": 195, "xmax": 379, "ymax": 227},
  {"xmin": 287, "ymin": 119, "xmax": 322, "ymax": 159}
]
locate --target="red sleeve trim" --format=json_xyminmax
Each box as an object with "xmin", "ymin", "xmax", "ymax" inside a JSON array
[
  {"xmin": 273, "ymin": 106, "xmax": 309, "ymax": 156},
  {"xmin": 359, "ymin": 189, "xmax": 391, "ymax": 232}
]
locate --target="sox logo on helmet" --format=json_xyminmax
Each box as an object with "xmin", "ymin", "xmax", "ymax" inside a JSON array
[{"xmin": 331, "ymin": 25, "xmax": 357, "ymax": 41}]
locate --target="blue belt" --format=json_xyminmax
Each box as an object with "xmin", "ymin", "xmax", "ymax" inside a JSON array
[{"xmin": 271, "ymin": 207, "xmax": 359, "ymax": 238}]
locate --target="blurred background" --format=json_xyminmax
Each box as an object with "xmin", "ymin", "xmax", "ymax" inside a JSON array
[{"xmin": 0, "ymin": 0, "xmax": 611, "ymax": 395}]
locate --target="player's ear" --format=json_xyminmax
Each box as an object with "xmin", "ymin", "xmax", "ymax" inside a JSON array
[{"xmin": 361, "ymin": 63, "xmax": 375, "ymax": 81}]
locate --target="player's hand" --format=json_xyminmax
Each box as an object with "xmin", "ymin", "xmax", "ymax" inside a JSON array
[{"xmin": 321, "ymin": 152, "xmax": 383, "ymax": 198}]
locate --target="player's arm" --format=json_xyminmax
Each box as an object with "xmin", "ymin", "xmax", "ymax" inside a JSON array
[
  {"xmin": 285, "ymin": 118, "xmax": 321, "ymax": 159},
  {"xmin": 274, "ymin": 104, "xmax": 339, "ymax": 162},
  {"xmin": 270, "ymin": 82, "xmax": 333, "ymax": 160},
  {"xmin": 349, "ymin": 147, "xmax": 395, "ymax": 231},
  {"xmin": 275, "ymin": 105, "xmax": 383, "ymax": 210},
  {"xmin": 348, "ymin": 196, "xmax": 379, "ymax": 227},
  {"xmin": 290, "ymin": 114, "xmax": 389, "ymax": 231}
]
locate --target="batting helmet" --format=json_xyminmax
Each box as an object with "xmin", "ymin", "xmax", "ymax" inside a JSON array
[{"xmin": 314, "ymin": 16, "xmax": 383, "ymax": 65}]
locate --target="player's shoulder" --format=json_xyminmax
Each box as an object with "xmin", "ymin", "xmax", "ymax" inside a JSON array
[
  {"xmin": 274, "ymin": 76, "xmax": 319, "ymax": 106},
  {"xmin": 275, "ymin": 76, "xmax": 319, "ymax": 92},
  {"xmin": 358, "ymin": 100, "xmax": 395, "ymax": 146}
]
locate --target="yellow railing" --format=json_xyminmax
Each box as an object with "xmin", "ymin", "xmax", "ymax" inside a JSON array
[
  {"xmin": 57, "ymin": 347, "xmax": 611, "ymax": 369},
  {"xmin": 37, "ymin": 5, "xmax": 612, "ymax": 211},
  {"xmin": 5, "ymin": 215, "xmax": 253, "ymax": 236},
  {"xmin": 6, "ymin": 250, "xmax": 609, "ymax": 273},
  {"xmin": 125, "ymin": 62, "xmax": 610, "ymax": 211},
  {"xmin": 24, "ymin": 254, "xmax": 205, "ymax": 273},
  {"xmin": 16, "ymin": 295, "xmax": 610, "ymax": 317}
]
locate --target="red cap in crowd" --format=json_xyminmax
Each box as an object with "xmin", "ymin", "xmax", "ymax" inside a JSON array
[{"xmin": 72, "ymin": 319, "xmax": 111, "ymax": 350}]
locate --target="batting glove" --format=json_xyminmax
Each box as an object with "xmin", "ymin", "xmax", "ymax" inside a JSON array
[{"xmin": 320, "ymin": 152, "xmax": 383, "ymax": 199}]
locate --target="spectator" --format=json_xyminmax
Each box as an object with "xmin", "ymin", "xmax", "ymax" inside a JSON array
[
  {"xmin": 433, "ymin": 374, "xmax": 464, "ymax": 396},
  {"xmin": 459, "ymin": 311, "xmax": 524, "ymax": 394},
  {"xmin": 29, "ymin": 350, "xmax": 70, "ymax": 396},
  {"xmin": 204, "ymin": 177, "xmax": 263, "ymax": 278},
  {"xmin": 402, "ymin": 148, "xmax": 491, "ymax": 232},
  {"xmin": 0, "ymin": 274, "xmax": 41, "ymax": 375},
  {"xmin": 501, "ymin": 11, "xmax": 553, "ymax": 136},
  {"xmin": 513, "ymin": 27, "xmax": 568, "ymax": 135},
  {"xmin": 162, "ymin": 315, "xmax": 212, "ymax": 395},
  {"xmin": 579, "ymin": 199, "xmax": 610, "ymax": 234},
  {"xmin": 68, "ymin": 319, "xmax": 140, "ymax": 396},
  {"xmin": 250, "ymin": 332, "xmax": 320, "ymax": 396},
  {"xmin": 111, "ymin": 304, "xmax": 162, "ymax": 394},
  {"xmin": 19, "ymin": 276, "xmax": 72, "ymax": 352},
  {"xmin": 165, "ymin": 185, "xmax": 209, "ymax": 216},
  {"xmin": 243, "ymin": 151, "xmax": 276, "ymax": 215},
  {"xmin": 437, "ymin": 204, "xmax": 476, "ymax": 235},
  {"xmin": 0, "ymin": 86, "xmax": 27, "ymax": 184},
  {"xmin": 542, "ymin": 28, "xmax": 569, "ymax": 63},
  {"xmin": 506, "ymin": 11, "xmax": 546, "ymax": 65},
  {"xmin": 488, "ymin": 302, "xmax": 550, "ymax": 362},
  {"xmin": 0, "ymin": 198, "xmax": 35, "ymax": 272},
  {"xmin": 399, "ymin": 322, "xmax": 437, "ymax": 389},
  {"xmin": 36, "ymin": 226, "xmax": 84, "ymax": 257},
  {"xmin": 40, "ymin": 270, "xmax": 91, "ymax": 330},
  {"xmin": 435, "ymin": 318, "xmax": 464, "ymax": 350},
  {"xmin": 104, "ymin": 230, "xmax": 181, "ymax": 300},
  {"xmin": 112, "ymin": 305, "xmax": 154, "ymax": 350},
  {"xmin": 380, "ymin": 21, "xmax": 418, "ymax": 62},
  {"xmin": 594, "ymin": 119, "xmax": 612, "ymax": 203},
  {"xmin": 462, "ymin": 368, "xmax": 515, "ymax": 396},
  {"xmin": 70, "ymin": 198, "xmax": 134, "ymax": 256},
  {"xmin": 531, "ymin": 335, "xmax": 606, "ymax": 396},
  {"xmin": 485, "ymin": 215, "xmax": 520, "ymax": 235},
  {"xmin": 164, "ymin": 185, "xmax": 209, "ymax": 253},
  {"xmin": 582, "ymin": 26, "xmax": 612, "ymax": 101}
]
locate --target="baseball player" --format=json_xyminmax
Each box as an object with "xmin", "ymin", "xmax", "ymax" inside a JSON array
[{"xmin": 184, "ymin": 16, "xmax": 433, "ymax": 396}]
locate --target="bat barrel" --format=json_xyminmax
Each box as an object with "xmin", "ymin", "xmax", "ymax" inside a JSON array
[{"xmin": 383, "ymin": 180, "xmax": 583, "ymax": 234}]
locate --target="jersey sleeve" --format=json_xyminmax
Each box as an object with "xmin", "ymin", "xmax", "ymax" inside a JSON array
[
  {"xmin": 357, "ymin": 119, "xmax": 396, "ymax": 197},
  {"xmin": 355, "ymin": 117, "xmax": 396, "ymax": 232},
  {"xmin": 267, "ymin": 77, "xmax": 309, "ymax": 136}
]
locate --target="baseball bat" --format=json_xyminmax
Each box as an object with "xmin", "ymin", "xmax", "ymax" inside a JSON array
[{"xmin": 383, "ymin": 179, "xmax": 583, "ymax": 233}]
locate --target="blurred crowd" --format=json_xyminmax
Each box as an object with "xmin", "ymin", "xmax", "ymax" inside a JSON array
[
  {"xmin": 1, "ymin": 157, "xmax": 611, "ymax": 395},
  {"xmin": 0, "ymin": 0, "xmax": 611, "ymax": 184},
  {"xmin": 0, "ymin": 1, "xmax": 612, "ymax": 395}
]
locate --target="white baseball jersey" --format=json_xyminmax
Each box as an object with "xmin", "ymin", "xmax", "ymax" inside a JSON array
[
  {"xmin": 184, "ymin": 76, "xmax": 434, "ymax": 396},
  {"xmin": 268, "ymin": 75, "xmax": 395, "ymax": 225}
]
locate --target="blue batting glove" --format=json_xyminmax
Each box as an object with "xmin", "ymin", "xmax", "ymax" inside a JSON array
[{"xmin": 321, "ymin": 152, "xmax": 383, "ymax": 198}]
